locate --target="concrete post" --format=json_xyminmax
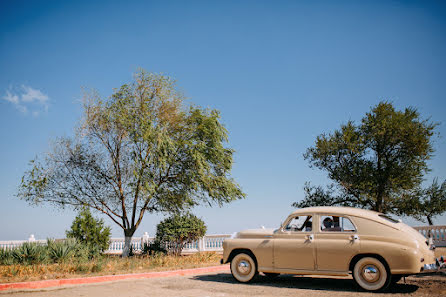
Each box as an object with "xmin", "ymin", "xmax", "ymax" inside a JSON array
[
  {"xmin": 198, "ymin": 236, "xmax": 206, "ymax": 252},
  {"xmin": 141, "ymin": 232, "xmax": 150, "ymax": 248}
]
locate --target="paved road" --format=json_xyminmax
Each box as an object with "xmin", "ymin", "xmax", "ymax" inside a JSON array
[{"xmin": 1, "ymin": 272, "xmax": 445, "ymax": 297}]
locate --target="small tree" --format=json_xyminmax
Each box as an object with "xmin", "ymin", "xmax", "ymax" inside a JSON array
[
  {"xmin": 155, "ymin": 213, "xmax": 207, "ymax": 256},
  {"xmin": 66, "ymin": 207, "xmax": 111, "ymax": 253},
  {"xmin": 293, "ymin": 101, "xmax": 438, "ymax": 216}
]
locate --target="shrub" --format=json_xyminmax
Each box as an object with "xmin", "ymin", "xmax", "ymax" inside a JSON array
[
  {"xmin": 0, "ymin": 238, "xmax": 105, "ymax": 266},
  {"xmin": 11, "ymin": 242, "xmax": 48, "ymax": 265},
  {"xmin": 141, "ymin": 240, "xmax": 167, "ymax": 256},
  {"xmin": 0, "ymin": 249, "xmax": 15, "ymax": 265},
  {"xmin": 155, "ymin": 213, "xmax": 207, "ymax": 256},
  {"xmin": 47, "ymin": 239, "xmax": 75, "ymax": 263},
  {"xmin": 66, "ymin": 208, "xmax": 111, "ymax": 253}
]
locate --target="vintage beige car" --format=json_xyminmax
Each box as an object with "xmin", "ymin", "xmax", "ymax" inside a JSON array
[{"xmin": 222, "ymin": 206, "xmax": 438, "ymax": 291}]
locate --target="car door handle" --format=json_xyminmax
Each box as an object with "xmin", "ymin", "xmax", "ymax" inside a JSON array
[
  {"xmin": 306, "ymin": 234, "xmax": 314, "ymax": 241},
  {"xmin": 350, "ymin": 234, "xmax": 359, "ymax": 241}
]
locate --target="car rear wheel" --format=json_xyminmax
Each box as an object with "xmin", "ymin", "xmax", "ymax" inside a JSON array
[
  {"xmin": 353, "ymin": 257, "xmax": 391, "ymax": 291},
  {"xmin": 230, "ymin": 253, "xmax": 257, "ymax": 283}
]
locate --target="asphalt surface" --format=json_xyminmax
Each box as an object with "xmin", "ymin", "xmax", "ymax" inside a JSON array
[{"xmin": 1, "ymin": 272, "xmax": 445, "ymax": 297}]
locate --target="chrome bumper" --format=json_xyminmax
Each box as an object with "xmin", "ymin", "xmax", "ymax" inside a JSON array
[
  {"xmin": 419, "ymin": 256, "xmax": 445, "ymax": 274},
  {"xmin": 421, "ymin": 263, "xmax": 438, "ymax": 273}
]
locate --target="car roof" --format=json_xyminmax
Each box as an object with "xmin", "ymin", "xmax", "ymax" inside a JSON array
[
  {"xmin": 289, "ymin": 206, "xmax": 402, "ymax": 229},
  {"xmin": 290, "ymin": 206, "xmax": 380, "ymax": 218}
]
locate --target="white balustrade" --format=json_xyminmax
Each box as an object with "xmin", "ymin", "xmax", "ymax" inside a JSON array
[
  {"xmin": 0, "ymin": 234, "xmax": 230, "ymax": 254},
  {"xmin": 0, "ymin": 239, "xmax": 46, "ymax": 250},
  {"xmin": 103, "ymin": 234, "xmax": 231, "ymax": 254},
  {"xmin": 204, "ymin": 234, "xmax": 231, "ymax": 251},
  {"xmin": 413, "ymin": 225, "xmax": 446, "ymax": 247}
]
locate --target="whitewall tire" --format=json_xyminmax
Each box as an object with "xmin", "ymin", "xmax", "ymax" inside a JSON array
[
  {"xmin": 230, "ymin": 253, "xmax": 257, "ymax": 283},
  {"xmin": 353, "ymin": 257, "xmax": 391, "ymax": 291}
]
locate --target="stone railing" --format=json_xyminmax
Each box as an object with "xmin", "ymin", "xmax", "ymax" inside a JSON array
[
  {"xmin": 0, "ymin": 233, "xmax": 231, "ymax": 254},
  {"xmin": 106, "ymin": 233, "xmax": 231, "ymax": 254},
  {"xmin": 107, "ymin": 237, "xmax": 146, "ymax": 254},
  {"xmin": 0, "ymin": 234, "xmax": 46, "ymax": 250},
  {"xmin": 413, "ymin": 225, "xmax": 446, "ymax": 247}
]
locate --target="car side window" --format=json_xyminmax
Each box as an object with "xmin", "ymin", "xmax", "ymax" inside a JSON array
[
  {"xmin": 285, "ymin": 215, "xmax": 312, "ymax": 232},
  {"xmin": 321, "ymin": 215, "xmax": 356, "ymax": 232}
]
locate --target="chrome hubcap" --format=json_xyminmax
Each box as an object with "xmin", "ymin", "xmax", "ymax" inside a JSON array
[
  {"xmin": 362, "ymin": 265, "xmax": 380, "ymax": 282},
  {"xmin": 237, "ymin": 260, "xmax": 250, "ymax": 274}
]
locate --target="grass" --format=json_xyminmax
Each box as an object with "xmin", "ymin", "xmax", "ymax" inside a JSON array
[{"xmin": 0, "ymin": 252, "xmax": 222, "ymax": 284}]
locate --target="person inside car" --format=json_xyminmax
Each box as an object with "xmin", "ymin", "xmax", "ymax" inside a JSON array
[{"xmin": 322, "ymin": 217, "xmax": 333, "ymax": 231}]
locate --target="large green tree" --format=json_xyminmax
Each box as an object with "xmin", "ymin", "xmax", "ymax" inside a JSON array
[
  {"xmin": 18, "ymin": 70, "xmax": 245, "ymax": 256},
  {"xmin": 293, "ymin": 102, "xmax": 438, "ymax": 216}
]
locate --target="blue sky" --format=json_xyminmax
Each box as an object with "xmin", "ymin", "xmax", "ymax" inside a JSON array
[{"xmin": 1, "ymin": 0, "xmax": 445, "ymax": 240}]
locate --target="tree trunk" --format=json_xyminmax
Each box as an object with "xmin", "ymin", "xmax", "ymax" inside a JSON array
[
  {"xmin": 122, "ymin": 229, "xmax": 135, "ymax": 257},
  {"xmin": 427, "ymin": 216, "xmax": 433, "ymax": 226}
]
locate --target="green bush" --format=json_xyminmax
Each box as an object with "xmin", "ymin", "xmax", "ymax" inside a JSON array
[
  {"xmin": 141, "ymin": 240, "xmax": 167, "ymax": 256},
  {"xmin": 155, "ymin": 213, "xmax": 207, "ymax": 256},
  {"xmin": 0, "ymin": 239, "xmax": 104, "ymax": 266},
  {"xmin": 47, "ymin": 239, "xmax": 75, "ymax": 263},
  {"xmin": 11, "ymin": 242, "xmax": 48, "ymax": 265},
  {"xmin": 0, "ymin": 248, "xmax": 15, "ymax": 265},
  {"xmin": 66, "ymin": 208, "xmax": 111, "ymax": 253}
]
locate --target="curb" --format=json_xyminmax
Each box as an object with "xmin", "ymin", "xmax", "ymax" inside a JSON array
[{"xmin": 0, "ymin": 264, "xmax": 230, "ymax": 292}]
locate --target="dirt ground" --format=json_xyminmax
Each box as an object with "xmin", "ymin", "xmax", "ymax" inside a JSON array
[
  {"xmin": 1, "ymin": 271, "xmax": 445, "ymax": 297},
  {"xmin": 2, "ymin": 248, "xmax": 444, "ymax": 296}
]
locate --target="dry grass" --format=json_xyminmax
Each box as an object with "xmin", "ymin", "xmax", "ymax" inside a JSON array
[{"xmin": 0, "ymin": 252, "xmax": 222, "ymax": 284}]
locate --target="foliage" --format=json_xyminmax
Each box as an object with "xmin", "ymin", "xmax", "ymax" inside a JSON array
[
  {"xmin": 47, "ymin": 239, "xmax": 75, "ymax": 263},
  {"xmin": 141, "ymin": 240, "xmax": 167, "ymax": 256},
  {"xmin": 401, "ymin": 178, "xmax": 446, "ymax": 225},
  {"xmin": 155, "ymin": 213, "xmax": 207, "ymax": 256},
  {"xmin": 11, "ymin": 243, "xmax": 48, "ymax": 265},
  {"xmin": 66, "ymin": 208, "xmax": 111, "ymax": 253},
  {"xmin": 17, "ymin": 70, "xmax": 245, "ymax": 256},
  {"xmin": 293, "ymin": 101, "xmax": 438, "ymax": 216},
  {"xmin": 0, "ymin": 240, "xmax": 102, "ymax": 266},
  {"xmin": 0, "ymin": 249, "xmax": 14, "ymax": 266}
]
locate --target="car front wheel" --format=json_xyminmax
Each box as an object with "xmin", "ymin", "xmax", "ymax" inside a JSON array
[
  {"xmin": 352, "ymin": 257, "xmax": 391, "ymax": 291},
  {"xmin": 230, "ymin": 253, "xmax": 257, "ymax": 283}
]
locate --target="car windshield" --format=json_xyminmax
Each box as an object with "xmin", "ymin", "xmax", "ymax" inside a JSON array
[
  {"xmin": 379, "ymin": 214, "xmax": 400, "ymax": 223},
  {"xmin": 285, "ymin": 215, "xmax": 312, "ymax": 232}
]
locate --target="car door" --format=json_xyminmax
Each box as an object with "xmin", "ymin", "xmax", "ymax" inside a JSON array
[
  {"xmin": 273, "ymin": 214, "xmax": 315, "ymax": 271},
  {"xmin": 315, "ymin": 214, "xmax": 360, "ymax": 272}
]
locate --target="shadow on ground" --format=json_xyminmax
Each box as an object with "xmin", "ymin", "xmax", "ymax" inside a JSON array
[{"xmin": 192, "ymin": 273, "xmax": 419, "ymax": 294}]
